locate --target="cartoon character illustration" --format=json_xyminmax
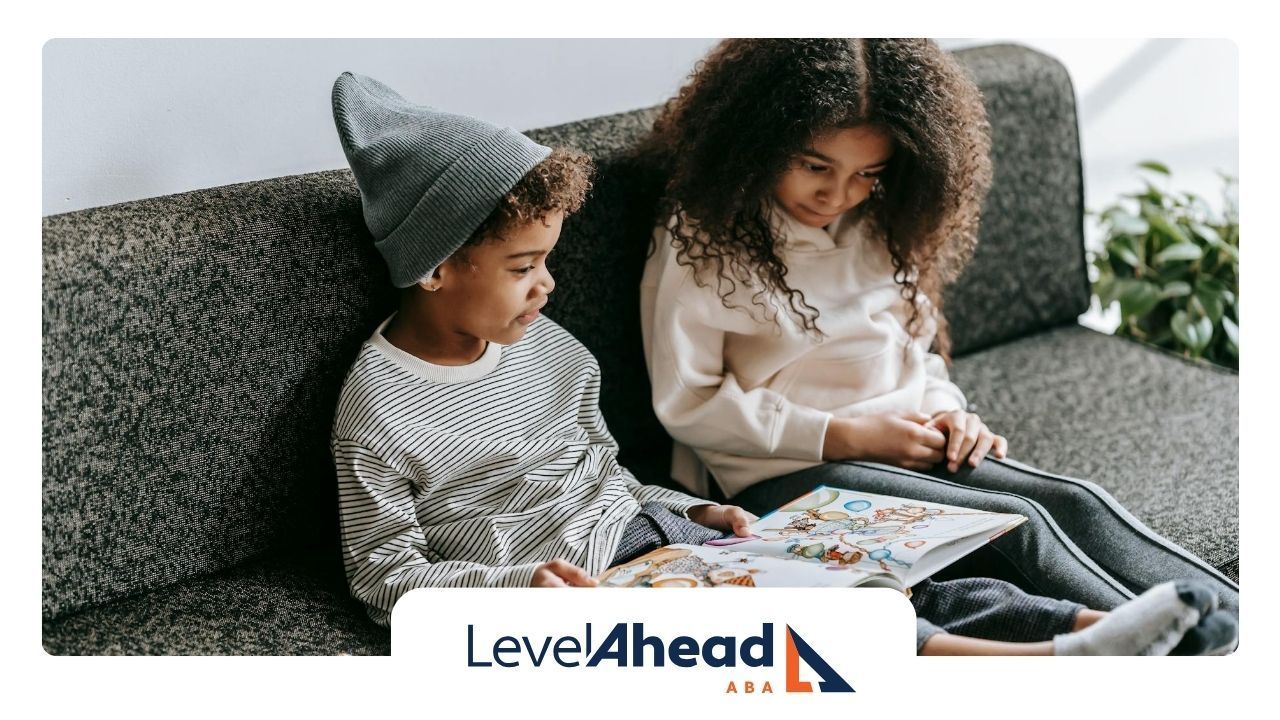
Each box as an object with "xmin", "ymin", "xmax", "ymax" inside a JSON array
[
  {"xmin": 786, "ymin": 541, "xmax": 827, "ymax": 560},
  {"xmin": 785, "ymin": 541, "xmax": 864, "ymax": 567},
  {"xmin": 872, "ymin": 505, "xmax": 944, "ymax": 526},
  {"xmin": 598, "ymin": 547, "xmax": 762, "ymax": 587},
  {"xmin": 773, "ymin": 509, "xmax": 870, "ymax": 538},
  {"xmin": 823, "ymin": 546, "xmax": 864, "ymax": 566}
]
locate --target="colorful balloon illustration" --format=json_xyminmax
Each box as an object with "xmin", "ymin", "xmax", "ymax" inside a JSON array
[
  {"xmin": 844, "ymin": 499, "xmax": 873, "ymax": 513},
  {"xmin": 905, "ymin": 540, "xmax": 926, "ymax": 549}
]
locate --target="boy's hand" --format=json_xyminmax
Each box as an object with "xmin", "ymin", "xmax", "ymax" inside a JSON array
[
  {"xmin": 531, "ymin": 559, "xmax": 598, "ymax": 587},
  {"xmin": 688, "ymin": 504, "xmax": 757, "ymax": 537},
  {"xmin": 823, "ymin": 412, "xmax": 947, "ymax": 470},
  {"xmin": 924, "ymin": 410, "xmax": 1008, "ymax": 472}
]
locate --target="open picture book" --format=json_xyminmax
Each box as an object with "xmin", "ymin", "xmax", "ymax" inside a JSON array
[{"xmin": 598, "ymin": 485, "xmax": 1026, "ymax": 591}]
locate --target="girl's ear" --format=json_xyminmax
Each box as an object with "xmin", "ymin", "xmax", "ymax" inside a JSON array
[{"xmin": 417, "ymin": 265, "xmax": 444, "ymax": 293}]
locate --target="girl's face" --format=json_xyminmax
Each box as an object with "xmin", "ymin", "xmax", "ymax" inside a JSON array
[{"xmin": 772, "ymin": 125, "xmax": 895, "ymax": 228}]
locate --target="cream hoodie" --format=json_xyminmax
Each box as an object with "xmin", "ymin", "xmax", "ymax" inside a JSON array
[{"xmin": 640, "ymin": 205, "xmax": 967, "ymax": 498}]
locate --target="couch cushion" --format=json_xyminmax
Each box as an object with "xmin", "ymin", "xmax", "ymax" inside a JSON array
[
  {"xmin": 42, "ymin": 554, "xmax": 389, "ymax": 655},
  {"xmin": 950, "ymin": 325, "xmax": 1238, "ymax": 580}
]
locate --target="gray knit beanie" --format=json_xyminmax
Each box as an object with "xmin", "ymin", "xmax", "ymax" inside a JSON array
[{"xmin": 331, "ymin": 72, "xmax": 552, "ymax": 287}]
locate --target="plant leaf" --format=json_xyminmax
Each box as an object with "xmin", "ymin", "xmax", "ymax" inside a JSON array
[
  {"xmin": 1138, "ymin": 160, "xmax": 1172, "ymax": 175},
  {"xmin": 1109, "ymin": 212, "xmax": 1149, "ymax": 236},
  {"xmin": 1190, "ymin": 222, "xmax": 1222, "ymax": 245},
  {"xmin": 1153, "ymin": 243, "xmax": 1204, "ymax": 264},
  {"xmin": 1193, "ymin": 281, "xmax": 1226, "ymax": 324},
  {"xmin": 1143, "ymin": 208, "xmax": 1192, "ymax": 245},
  {"xmin": 1157, "ymin": 281, "xmax": 1193, "ymax": 299},
  {"xmin": 1171, "ymin": 310, "xmax": 1213, "ymax": 354},
  {"xmin": 1222, "ymin": 315, "xmax": 1239, "ymax": 356},
  {"xmin": 1110, "ymin": 241, "xmax": 1141, "ymax": 268},
  {"xmin": 1093, "ymin": 275, "xmax": 1117, "ymax": 306},
  {"xmin": 1118, "ymin": 279, "xmax": 1161, "ymax": 319},
  {"xmin": 1211, "ymin": 235, "xmax": 1240, "ymax": 262}
]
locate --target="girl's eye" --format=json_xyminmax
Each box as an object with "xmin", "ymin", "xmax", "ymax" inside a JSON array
[
  {"xmin": 805, "ymin": 164, "xmax": 829, "ymax": 173},
  {"xmin": 513, "ymin": 265, "xmax": 535, "ymax": 275}
]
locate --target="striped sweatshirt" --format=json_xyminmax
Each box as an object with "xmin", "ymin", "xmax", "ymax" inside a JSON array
[{"xmin": 331, "ymin": 314, "xmax": 711, "ymax": 627}]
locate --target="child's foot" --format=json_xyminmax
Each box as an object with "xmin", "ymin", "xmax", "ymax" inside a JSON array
[
  {"xmin": 1170, "ymin": 609, "xmax": 1239, "ymax": 655},
  {"xmin": 1053, "ymin": 580, "xmax": 1216, "ymax": 656}
]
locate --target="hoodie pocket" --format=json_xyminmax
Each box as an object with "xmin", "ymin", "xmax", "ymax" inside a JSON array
[{"xmin": 769, "ymin": 339, "xmax": 908, "ymax": 412}]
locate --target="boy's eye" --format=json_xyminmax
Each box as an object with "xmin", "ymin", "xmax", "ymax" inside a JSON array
[
  {"xmin": 858, "ymin": 170, "xmax": 882, "ymax": 179},
  {"xmin": 512, "ymin": 265, "xmax": 536, "ymax": 275},
  {"xmin": 805, "ymin": 163, "xmax": 829, "ymax": 173}
]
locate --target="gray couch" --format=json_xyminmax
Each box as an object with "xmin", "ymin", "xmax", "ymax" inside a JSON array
[{"xmin": 42, "ymin": 44, "xmax": 1238, "ymax": 655}]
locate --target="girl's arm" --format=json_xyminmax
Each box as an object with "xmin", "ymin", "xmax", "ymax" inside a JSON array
[
  {"xmin": 899, "ymin": 292, "xmax": 967, "ymax": 416},
  {"xmin": 642, "ymin": 281, "xmax": 830, "ymax": 462},
  {"xmin": 921, "ymin": 352, "xmax": 968, "ymax": 416}
]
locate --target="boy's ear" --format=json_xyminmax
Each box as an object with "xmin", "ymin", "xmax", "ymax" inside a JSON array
[{"xmin": 417, "ymin": 265, "xmax": 444, "ymax": 293}]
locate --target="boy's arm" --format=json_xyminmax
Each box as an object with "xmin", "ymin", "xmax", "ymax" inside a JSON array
[
  {"xmin": 333, "ymin": 437, "xmax": 542, "ymax": 625},
  {"xmin": 575, "ymin": 360, "xmax": 716, "ymax": 517},
  {"xmin": 622, "ymin": 467, "xmax": 716, "ymax": 518}
]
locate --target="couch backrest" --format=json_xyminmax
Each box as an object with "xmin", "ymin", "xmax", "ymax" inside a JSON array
[
  {"xmin": 941, "ymin": 44, "xmax": 1090, "ymax": 355},
  {"xmin": 42, "ymin": 43, "xmax": 1087, "ymax": 619},
  {"xmin": 43, "ymin": 172, "xmax": 397, "ymax": 618}
]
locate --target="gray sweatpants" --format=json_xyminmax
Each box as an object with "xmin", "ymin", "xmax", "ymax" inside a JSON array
[
  {"xmin": 731, "ymin": 459, "xmax": 1239, "ymax": 615},
  {"xmin": 911, "ymin": 577, "xmax": 1083, "ymax": 651}
]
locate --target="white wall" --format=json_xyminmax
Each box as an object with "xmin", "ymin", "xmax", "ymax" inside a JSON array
[
  {"xmin": 44, "ymin": 39, "xmax": 1237, "ymax": 219},
  {"xmin": 42, "ymin": 38, "xmax": 718, "ymax": 216}
]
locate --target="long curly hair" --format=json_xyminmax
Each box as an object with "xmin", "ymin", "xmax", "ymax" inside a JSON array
[{"xmin": 638, "ymin": 39, "xmax": 992, "ymax": 361}]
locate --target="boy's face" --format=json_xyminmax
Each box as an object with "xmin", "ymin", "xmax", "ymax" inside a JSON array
[
  {"xmin": 773, "ymin": 125, "xmax": 895, "ymax": 228},
  {"xmin": 430, "ymin": 211, "xmax": 562, "ymax": 346}
]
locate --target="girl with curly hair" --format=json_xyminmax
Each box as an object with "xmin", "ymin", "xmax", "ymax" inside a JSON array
[{"xmin": 638, "ymin": 39, "xmax": 1238, "ymax": 654}]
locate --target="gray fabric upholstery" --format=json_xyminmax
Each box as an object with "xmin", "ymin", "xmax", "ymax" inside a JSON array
[
  {"xmin": 942, "ymin": 45, "xmax": 1091, "ymax": 356},
  {"xmin": 42, "ymin": 43, "xmax": 1236, "ymax": 655},
  {"xmin": 42, "ymin": 555, "xmax": 389, "ymax": 655},
  {"xmin": 950, "ymin": 325, "xmax": 1238, "ymax": 576},
  {"xmin": 42, "ymin": 171, "xmax": 396, "ymax": 619}
]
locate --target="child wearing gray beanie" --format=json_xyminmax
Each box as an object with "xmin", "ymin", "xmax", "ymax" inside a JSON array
[{"xmin": 328, "ymin": 73, "xmax": 757, "ymax": 628}]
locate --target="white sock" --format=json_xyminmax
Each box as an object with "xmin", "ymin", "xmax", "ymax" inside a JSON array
[{"xmin": 1053, "ymin": 581, "xmax": 1213, "ymax": 656}]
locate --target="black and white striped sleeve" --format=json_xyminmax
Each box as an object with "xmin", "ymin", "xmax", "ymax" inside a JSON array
[
  {"xmin": 575, "ymin": 365, "xmax": 713, "ymax": 518},
  {"xmin": 622, "ymin": 466, "xmax": 716, "ymax": 519},
  {"xmin": 332, "ymin": 436, "xmax": 541, "ymax": 625}
]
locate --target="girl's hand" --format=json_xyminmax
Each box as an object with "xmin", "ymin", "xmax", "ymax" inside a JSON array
[
  {"xmin": 531, "ymin": 559, "xmax": 598, "ymax": 587},
  {"xmin": 688, "ymin": 504, "xmax": 758, "ymax": 537},
  {"xmin": 924, "ymin": 410, "xmax": 1008, "ymax": 472},
  {"xmin": 823, "ymin": 412, "xmax": 948, "ymax": 470}
]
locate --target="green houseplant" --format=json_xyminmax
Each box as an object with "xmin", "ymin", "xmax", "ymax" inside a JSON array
[{"xmin": 1090, "ymin": 162, "xmax": 1238, "ymax": 369}]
